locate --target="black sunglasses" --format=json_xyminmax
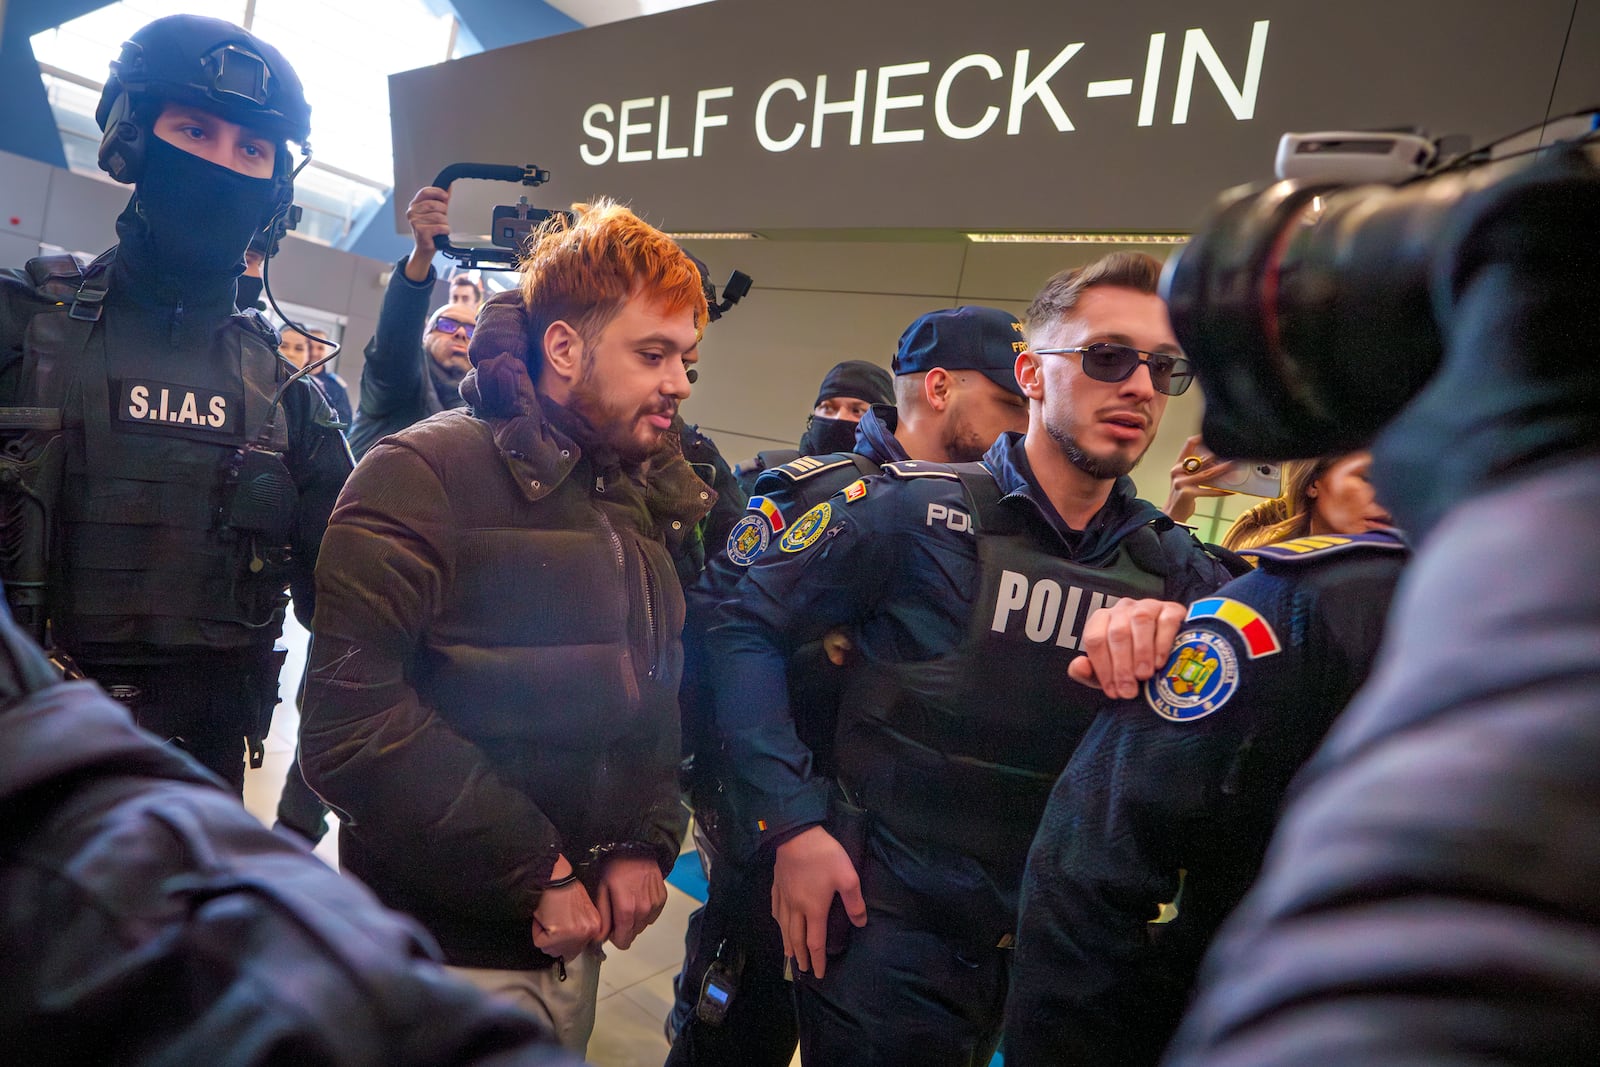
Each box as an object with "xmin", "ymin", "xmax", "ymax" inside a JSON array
[
  {"xmin": 432, "ymin": 317, "xmax": 475, "ymax": 340},
  {"xmin": 1032, "ymin": 343, "xmax": 1194, "ymax": 396}
]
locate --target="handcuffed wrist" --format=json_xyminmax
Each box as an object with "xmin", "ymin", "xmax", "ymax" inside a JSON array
[{"xmin": 538, "ymin": 870, "xmax": 580, "ymax": 890}]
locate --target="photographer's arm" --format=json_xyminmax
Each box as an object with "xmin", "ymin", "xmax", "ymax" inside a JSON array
[{"xmin": 354, "ymin": 189, "xmax": 449, "ymax": 426}]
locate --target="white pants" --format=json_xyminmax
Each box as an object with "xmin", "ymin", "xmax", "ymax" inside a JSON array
[{"xmin": 447, "ymin": 944, "xmax": 604, "ymax": 1055}]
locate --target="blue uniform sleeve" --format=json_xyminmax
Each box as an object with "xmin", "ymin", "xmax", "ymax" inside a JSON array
[
  {"xmin": 1006, "ymin": 569, "xmax": 1308, "ymax": 1067},
  {"xmin": 701, "ymin": 479, "xmax": 897, "ymax": 859}
]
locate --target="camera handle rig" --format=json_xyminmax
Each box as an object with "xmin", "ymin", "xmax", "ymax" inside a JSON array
[
  {"xmin": 425, "ymin": 161, "xmax": 756, "ymax": 357},
  {"xmin": 430, "ymin": 163, "xmax": 560, "ymax": 271}
]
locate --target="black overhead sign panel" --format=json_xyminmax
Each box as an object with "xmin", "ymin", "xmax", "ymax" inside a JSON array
[{"xmin": 387, "ymin": 0, "xmax": 1594, "ymax": 234}]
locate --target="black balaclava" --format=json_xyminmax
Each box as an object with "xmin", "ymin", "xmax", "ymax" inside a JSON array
[
  {"xmin": 799, "ymin": 414, "xmax": 859, "ymax": 456},
  {"xmin": 133, "ymin": 133, "xmax": 280, "ymax": 282},
  {"xmin": 236, "ymin": 274, "xmax": 266, "ymax": 310},
  {"xmin": 799, "ymin": 358, "xmax": 893, "ymax": 455}
]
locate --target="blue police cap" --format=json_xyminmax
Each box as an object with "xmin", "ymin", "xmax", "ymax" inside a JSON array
[{"xmin": 892, "ymin": 306, "xmax": 1027, "ymax": 397}]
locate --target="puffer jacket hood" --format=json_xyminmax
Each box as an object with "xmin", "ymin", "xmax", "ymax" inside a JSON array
[{"xmin": 459, "ymin": 352, "xmax": 715, "ymax": 545}]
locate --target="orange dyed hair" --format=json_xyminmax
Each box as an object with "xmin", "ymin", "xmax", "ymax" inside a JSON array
[{"xmin": 518, "ymin": 198, "xmax": 707, "ymax": 362}]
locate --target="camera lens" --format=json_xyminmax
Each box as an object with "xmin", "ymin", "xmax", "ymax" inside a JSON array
[{"xmin": 1162, "ymin": 165, "xmax": 1505, "ymax": 460}]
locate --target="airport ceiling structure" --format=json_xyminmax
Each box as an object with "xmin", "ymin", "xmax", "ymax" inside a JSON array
[{"xmin": 1, "ymin": 0, "xmax": 709, "ymax": 258}]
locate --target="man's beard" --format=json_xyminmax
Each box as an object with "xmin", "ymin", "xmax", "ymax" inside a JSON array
[
  {"xmin": 1048, "ymin": 420, "xmax": 1144, "ymax": 480},
  {"xmin": 569, "ymin": 380, "xmax": 675, "ymax": 464},
  {"xmin": 941, "ymin": 417, "xmax": 992, "ymax": 464}
]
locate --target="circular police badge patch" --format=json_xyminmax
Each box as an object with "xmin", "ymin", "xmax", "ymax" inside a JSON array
[
  {"xmin": 725, "ymin": 513, "xmax": 771, "ymax": 566},
  {"xmin": 1145, "ymin": 628, "xmax": 1239, "ymax": 723},
  {"xmin": 779, "ymin": 502, "xmax": 831, "ymax": 553}
]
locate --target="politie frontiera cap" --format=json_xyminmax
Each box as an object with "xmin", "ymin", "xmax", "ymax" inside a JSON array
[{"xmin": 892, "ymin": 306, "xmax": 1027, "ymax": 397}]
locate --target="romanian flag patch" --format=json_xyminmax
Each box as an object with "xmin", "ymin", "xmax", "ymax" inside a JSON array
[{"xmin": 747, "ymin": 495, "xmax": 786, "ymax": 533}]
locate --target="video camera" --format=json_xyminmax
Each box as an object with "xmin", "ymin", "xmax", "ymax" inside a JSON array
[
  {"xmin": 1160, "ymin": 111, "xmax": 1600, "ymax": 461},
  {"xmin": 429, "ymin": 163, "xmax": 756, "ymax": 323},
  {"xmin": 430, "ymin": 163, "xmax": 562, "ymax": 271}
]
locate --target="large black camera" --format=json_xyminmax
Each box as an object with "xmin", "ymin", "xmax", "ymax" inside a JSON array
[{"xmin": 1161, "ymin": 119, "xmax": 1600, "ymax": 461}]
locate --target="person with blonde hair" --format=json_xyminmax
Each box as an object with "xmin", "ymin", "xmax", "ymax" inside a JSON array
[{"xmin": 1223, "ymin": 451, "xmax": 1392, "ymax": 551}]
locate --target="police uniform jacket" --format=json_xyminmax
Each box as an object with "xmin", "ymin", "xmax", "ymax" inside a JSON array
[
  {"xmin": 346, "ymin": 259, "xmax": 465, "ymax": 461},
  {"xmin": 705, "ymin": 431, "xmax": 1236, "ymax": 921},
  {"xmin": 1164, "ymin": 461, "xmax": 1600, "ymax": 1067},
  {"xmin": 672, "ymin": 418, "xmax": 747, "ymax": 591},
  {"xmin": 682, "ymin": 404, "xmax": 905, "ymax": 851},
  {"xmin": 1004, "ymin": 530, "xmax": 1408, "ymax": 1067},
  {"xmin": 0, "ymin": 232, "xmax": 350, "ymax": 666},
  {"xmin": 311, "ymin": 367, "xmax": 353, "ymax": 427},
  {"xmin": 690, "ymin": 403, "xmax": 906, "ymax": 620},
  {"xmin": 301, "ymin": 351, "xmax": 713, "ymax": 970}
]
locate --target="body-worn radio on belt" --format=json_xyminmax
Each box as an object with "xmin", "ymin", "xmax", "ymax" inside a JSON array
[{"xmin": 696, "ymin": 940, "xmax": 741, "ymax": 1026}]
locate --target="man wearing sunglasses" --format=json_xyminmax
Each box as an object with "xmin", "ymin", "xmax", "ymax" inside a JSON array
[
  {"xmin": 701, "ymin": 252, "xmax": 1240, "ymax": 1064},
  {"xmin": 345, "ymin": 186, "xmax": 474, "ymax": 461}
]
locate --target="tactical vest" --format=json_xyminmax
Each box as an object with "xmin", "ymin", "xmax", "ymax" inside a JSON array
[
  {"xmin": 17, "ymin": 252, "xmax": 294, "ymax": 655},
  {"xmin": 835, "ymin": 464, "xmax": 1171, "ymax": 883}
]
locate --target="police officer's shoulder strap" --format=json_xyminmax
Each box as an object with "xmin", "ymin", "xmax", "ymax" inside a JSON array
[
  {"xmin": 235, "ymin": 307, "xmax": 282, "ymax": 351},
  {"xmin": 1241, "ymin": 530, "xmax": 1410, "ymax": 569},
  {"xmin": 26, "ymin": 250, "xmax": 113, "ymax": 322},
  {"xmin": 767, "ymin": 451, "xmax": 868, "ymax": 484},
  {"xmin": 951, "ymin": 461, "xmax": 1020, "ymax": 537},
  {"xmin": 1205, "ymin": 540, "xmax": 1256, "ymax": 578},
  {"xmin": 879, "ymin": 458, "xmax": 1016, "ymax": 535},
  {"xmin": 1133, "ymin": 518, "xmax": 1250, "ymax": 597}
]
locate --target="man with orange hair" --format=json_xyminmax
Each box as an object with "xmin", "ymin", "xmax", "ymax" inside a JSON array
[{"xmin": 299, "ymin": 199, "xmax": 713, "ymax": 1055}]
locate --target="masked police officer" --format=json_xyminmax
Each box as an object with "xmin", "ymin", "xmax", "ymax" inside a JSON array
[
  {"xmin": 702, "ymin": 253, "xmax": 1242, "ymax": 1063},
  {"xmin": 732, "ymin": 359, "xmax": 895, "ymax": 496},
  {"xmin": 0, "ymin": 15, "xmax": 352, "ymax": 792},
  {"xmin": 668, "ymin": 306, "xmax": 1030, "ymax": 1065}
]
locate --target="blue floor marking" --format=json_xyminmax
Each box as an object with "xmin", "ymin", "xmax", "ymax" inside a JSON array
[{"xmin": 668, "ymin": 849, "xmax": 710, "ymax": 902}]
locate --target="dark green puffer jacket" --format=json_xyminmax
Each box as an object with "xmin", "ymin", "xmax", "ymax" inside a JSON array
[{"xmin": 302, "ymin": 350, "xmax": 713, "ymax": 970}]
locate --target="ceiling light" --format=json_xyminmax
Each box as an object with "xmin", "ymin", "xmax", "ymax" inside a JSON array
[
  {"xmin": 667, "ymin": 231, "xmax": 764, "ymax": 240},
  {"xmin": 965, "ymin": 232, "xmax": 1189, "ymax": 244}
]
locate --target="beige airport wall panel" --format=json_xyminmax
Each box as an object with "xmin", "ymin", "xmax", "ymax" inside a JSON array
[
  {"xmin": 0, "ymin": 232, "xmax": 40, "ymax": 270},
  {"xmin": 0, "ymin": 151, "xmax": 52, "ymax": 242},
  {"xmin": 338, "ymin": 310, "xmax": 379, "ymax": 392},
  {"xmin": 271, "ymin": 237, "xmax": 362, "ymax": 318},
  {"xmin": 957, "ymin": 241, "xmax": 1187, "ymax": 312},
  {"xmin": 684, "ymin": 286, "xmax": 962, "ymax": 464},
  {"xmin": 40, "ymin": 166, "xmax": 129, "ymax": 257},
  {"xmin": 682, "ymin": 239, "xmax": 967, "ymax": 299}
]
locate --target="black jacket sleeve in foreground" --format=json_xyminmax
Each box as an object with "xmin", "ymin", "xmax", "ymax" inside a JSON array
[
  {"xmin": 0, "ymin": 606, "xmax": 580, "ymax": 1065},
  {"xmin": 348, "ymin": 259, "xmax": 436, "ymax": 459}
]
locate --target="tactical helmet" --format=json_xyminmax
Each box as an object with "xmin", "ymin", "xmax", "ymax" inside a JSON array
[{"xmin": 95, "ymin": 14, "xmax": 311, "ymax": 185}]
